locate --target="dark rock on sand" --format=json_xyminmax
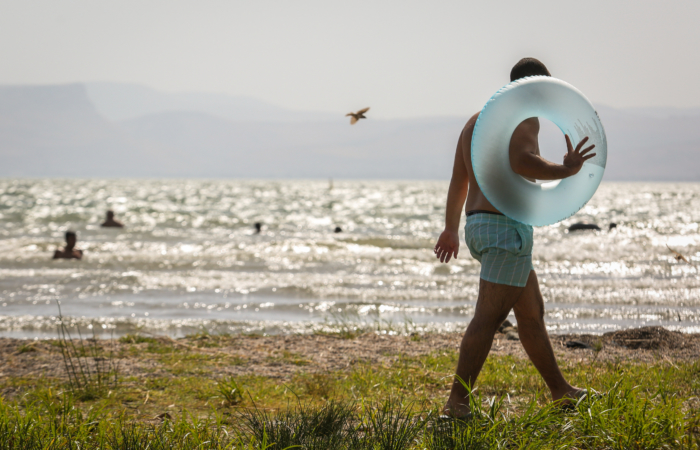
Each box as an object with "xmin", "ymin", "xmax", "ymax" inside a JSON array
[
  {"xmin": 568, "ymin": 223, "xmax": 601, "ymax": 232},
  {"xmin": 566, "ymin": 340, "xmax": 593, "ymax": 349},
  {"xmin": 498, "ymin": 319, "xmax": 514, "ymax": 333},
  {"xmin": 505, "ymin": 331, "xmax": 520, "ymax": 341}
]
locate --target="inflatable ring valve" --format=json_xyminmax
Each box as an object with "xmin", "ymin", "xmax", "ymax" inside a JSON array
[{"xmin": 471, "ymin": 76, "xmax": 607, "ymax": 226}]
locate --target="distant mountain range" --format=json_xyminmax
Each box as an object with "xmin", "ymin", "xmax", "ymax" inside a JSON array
[{"xmin": 1, "ymin": 82, "xmax": 698, "ymax": 180}]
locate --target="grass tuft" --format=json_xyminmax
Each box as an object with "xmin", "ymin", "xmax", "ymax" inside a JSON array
[
  {"xmin": 55, "ymin": 302, "xmax": 120, "ymax": 401},
  {"xmin": 217, "ymin": 376, "xmax": 244, "ymax": 406},
  {"xmin": 240, "ymin": 400, "xmax": 356, "ymax": 449},
  {"xmin": 300, "ymin": 372, "xmax": 336, "ymax": 399},
  {"xmin": 119, "ymin": 333, "xmax": 158, "ymax": 344}
]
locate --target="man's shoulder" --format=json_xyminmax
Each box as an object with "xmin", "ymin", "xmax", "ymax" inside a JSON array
[
  {"xmin": 460, "ymin": 112, "xmax": 481, "ymax": 138},
  {"xmin": 101, "ymin": 220, "xmax": 124, "ymax": 228},
  {"xmin": 467, "ymin": 111, "xmax": 480, "ymax": 127}
]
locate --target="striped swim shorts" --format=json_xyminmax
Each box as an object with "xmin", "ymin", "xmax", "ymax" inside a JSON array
[{"xmin": 464, "ymin": 211, "xmax": 534, "ymax": 287}]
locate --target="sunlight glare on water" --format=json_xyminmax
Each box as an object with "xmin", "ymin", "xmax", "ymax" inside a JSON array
[{"xmin": 0, "ymin": 179, "xmax": 698, "ymax": 338}]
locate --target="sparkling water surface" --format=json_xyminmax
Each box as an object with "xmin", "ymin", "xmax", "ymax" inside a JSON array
[{"xmin": 0, "ymin": 179, "xmax": 698, "ymax": 338}]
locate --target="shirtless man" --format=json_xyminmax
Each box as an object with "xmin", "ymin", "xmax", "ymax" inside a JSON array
[
  {"xmin": 53, "ymin": 231, "xmax": 83, "ymax": 260},
  {"xmin": 434, "ymin": 58, "xmax": 597, "ymax": 418},
  {"xmin": 101, "ymin": 210, "xmax": 124, "ymax": 228}
]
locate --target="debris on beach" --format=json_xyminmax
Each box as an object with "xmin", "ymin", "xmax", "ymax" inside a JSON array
[
  {"xmin": 498, "ymin": 319, "xmax": 514, "ymax": 334},
  {"xmin": 604, "ymin": 326, "xmax": 686, "ymax": 350},
  {"xmin": 505, "ymin": 331, "xmax": 520, "ymax": 341},
  {"xmin": 565, "ymin": 340, "xmax": 593, "ymax": 349}
]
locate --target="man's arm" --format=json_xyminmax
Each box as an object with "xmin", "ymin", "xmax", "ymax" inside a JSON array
[
  {"xmin": 510, "ymin": 119, "xmax": 596, "ymax": 180},
  {"xmin": 434, "ymin": 132, "xmax": 469, "ymax": 263}
]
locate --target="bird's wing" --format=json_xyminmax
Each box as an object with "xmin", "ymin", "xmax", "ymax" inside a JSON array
[
  {"xmin": 345, "ymin": 113, "xmax": 353, "ymax": 116},
  {"xmin": 667, "ymin": 244, "xmax": 682, "ymax": 257},
  {"xmin": 667, "ymin": 244, "xmax": 691, "ymax": 263},
  {"xmin": 350, "ymin": 116, "xmax": 358, "ymax": 125},
  {"xmin": 357, "ymin": 107, "xmax": 370, "ymax": 114}
]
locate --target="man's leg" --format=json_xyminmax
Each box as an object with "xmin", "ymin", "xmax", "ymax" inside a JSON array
[
  {"xmin": 443, "ymin": 278, "xmax": 524, "ymax": 417},
  {"xmin": 512, "ymin": 270, "xmax": 583, "ymax": 402}
]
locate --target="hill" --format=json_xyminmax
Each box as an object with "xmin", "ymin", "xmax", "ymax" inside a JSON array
[{"xmin": 0, "ymin": 83, "xmax": 698, "ymax": 180}]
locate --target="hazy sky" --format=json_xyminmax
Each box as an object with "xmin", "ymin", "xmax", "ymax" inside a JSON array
[{"xmin": 1, "ymin": 0, "xmax": 698, "ymax": 118}]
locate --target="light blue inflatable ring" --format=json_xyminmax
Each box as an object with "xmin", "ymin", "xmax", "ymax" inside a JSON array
[{"xmin": 471, "ymin": 76, "xmax": 607, "ymax": 226}]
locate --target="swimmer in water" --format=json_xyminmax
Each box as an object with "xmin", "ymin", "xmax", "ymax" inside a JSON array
[
  {"xmin": 434, "ymin": 58, "xmax": 596, "ymax": 419},
  {"xmin": 53, "ymin": 231, "xmax": 83, "ymax": 260},
  {"xmin": 101, "ymin": 210, "xmax": 124, "ymax": 228}
]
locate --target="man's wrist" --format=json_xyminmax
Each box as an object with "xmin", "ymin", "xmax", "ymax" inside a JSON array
[{"xmin": 561, "ymin": 164, "xmax": 578, "ymax": 178}]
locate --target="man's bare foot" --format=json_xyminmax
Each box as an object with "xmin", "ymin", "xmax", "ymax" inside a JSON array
[
  {"xmin": 442, "ymin": 400, "xmax": 472, "ymax": 420},
  {"xmin": 553, "ymin": 387, "xmax": 589, "ymax": 408}
]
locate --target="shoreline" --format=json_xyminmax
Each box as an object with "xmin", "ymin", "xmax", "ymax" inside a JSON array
[{"xmin": 2, "ymin": 326, "xmax": 698, "ymax": 383}]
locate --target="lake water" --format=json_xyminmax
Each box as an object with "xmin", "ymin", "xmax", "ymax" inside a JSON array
[{"xmin": 0, "ymin": 179, "xmax": 698, "ymax": 339}]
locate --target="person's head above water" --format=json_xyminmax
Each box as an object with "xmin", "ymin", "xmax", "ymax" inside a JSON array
[
  {"xmin": 101, "ymin": 209, "xmax": 124, "ymax": 228},
  {"xmin": 510, "ymin": 57, "xmax": 551, "ymax": 82},
  {"xmin": 65, "ymin": 231, "xmax": 77, "ymax": 249}
]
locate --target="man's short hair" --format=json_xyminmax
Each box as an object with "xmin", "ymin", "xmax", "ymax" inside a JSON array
[
  {"xmin": 65, "ymin": 231, "xmax": 77, "ymax": 240},
  {"xmin": 510, "ymin": 58, "xmax": 551, "ymax": 82}
]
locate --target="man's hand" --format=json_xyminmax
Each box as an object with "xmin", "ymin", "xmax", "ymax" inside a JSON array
[
  {"xmin": 563, "ymin": 135, "xmax": 596, "ymax": 176},
  {"xmin": 434, "ymin": 229, "xmax": 460, "ymax": 263}
]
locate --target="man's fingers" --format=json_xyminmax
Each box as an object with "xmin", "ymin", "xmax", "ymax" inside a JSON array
[
  {"xmin": 565, "ymin": 134, "xmax": 573, "ymax": 153},
  {"xmin": 582, "ymin": 153, "xmax": 597, "ymax": 161},
  {"xmin": 579, "ymin": 144, "xmax": 596, "ymax": 156},
  {"xmin": 436, "ymin": 246, "xmax": 458, "ymax": 263},
  {"xmin": 575, "ymin": 136, "xmax": 590, "ymax": 152}
]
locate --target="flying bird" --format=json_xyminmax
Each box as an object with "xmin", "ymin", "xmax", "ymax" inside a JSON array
[
  {"xmin": 667, "ymin": 244, "xmax": 690, "ymax": 264},
  {"xmin": 346, "ymin": 107, "xmax": 370, "ymax": 125}
]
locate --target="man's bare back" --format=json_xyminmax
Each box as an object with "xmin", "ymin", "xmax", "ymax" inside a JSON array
[{"xmin": 458, "ymin": 112, "xmax": 499, "ymax": 214}]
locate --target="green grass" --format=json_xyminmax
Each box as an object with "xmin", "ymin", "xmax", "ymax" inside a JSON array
[
  {"xmin": 267, "ymin": 350, "xmax": 311, "ymax": 366},
  {"xmin": 0, "ymin": 334, "xmax": 698, "ymax": 448},
  {"xmin": 119, "ymin": 333, "xmax": 159, "ymax": 345}
]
